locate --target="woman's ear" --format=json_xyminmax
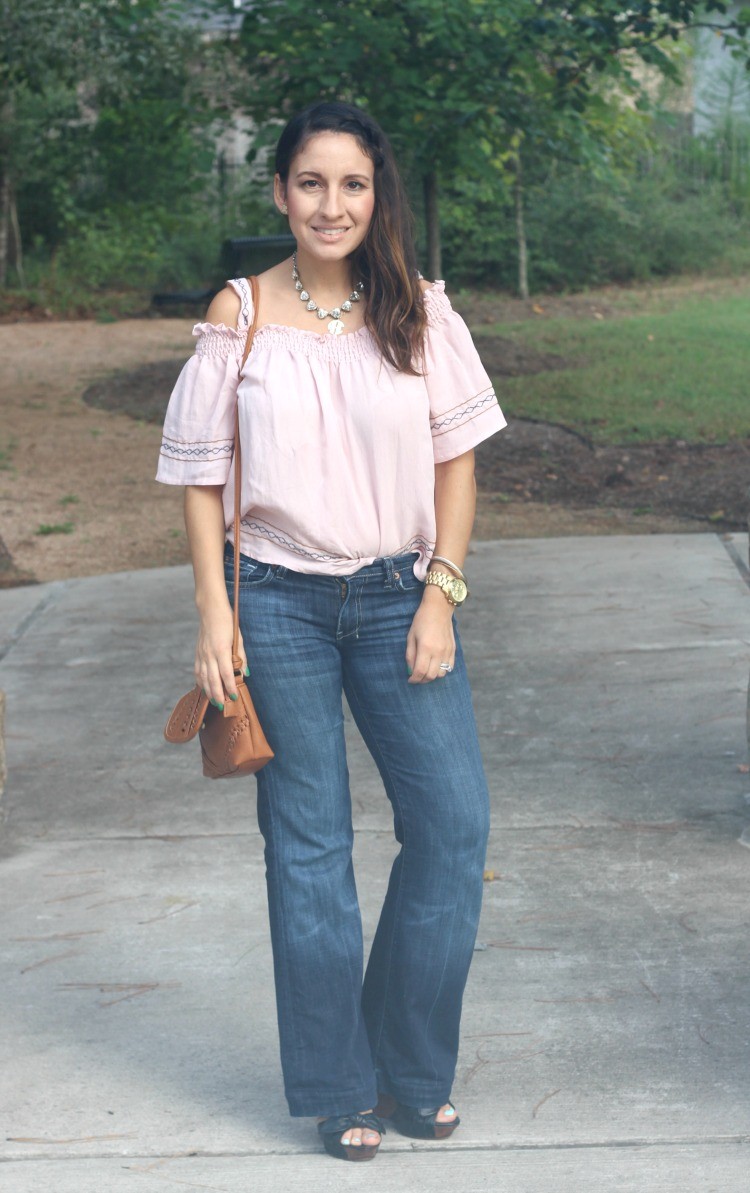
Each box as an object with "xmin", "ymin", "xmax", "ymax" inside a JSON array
[{"xmin": 273, "ymin": 175, "xmax": 288, "ymax": 215}]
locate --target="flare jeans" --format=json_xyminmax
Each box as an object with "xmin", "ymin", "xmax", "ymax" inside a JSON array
[{"xmin": 224, "ymin": 542, "xmax": 491, "ymax": 1118}]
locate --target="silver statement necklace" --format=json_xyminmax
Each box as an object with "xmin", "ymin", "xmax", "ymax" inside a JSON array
[{"xmin": 292, "ymin": 252, "xmax": 364, "ymax": 336}]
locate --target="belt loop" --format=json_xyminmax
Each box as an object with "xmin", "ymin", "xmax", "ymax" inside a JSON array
[{"xmin": 383, "ymin": 555, "xmax": 396, "ymax": 589}]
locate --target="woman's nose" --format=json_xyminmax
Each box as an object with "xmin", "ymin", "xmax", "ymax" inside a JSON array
[{"xmin": 317, "ymin": 190, "xmax": 345, "ymax": 220}]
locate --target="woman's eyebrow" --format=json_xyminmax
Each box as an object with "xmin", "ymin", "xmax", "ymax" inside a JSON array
[{"xmin": 294, "ymin": 170, "xmax": 371, "ymax": 181}]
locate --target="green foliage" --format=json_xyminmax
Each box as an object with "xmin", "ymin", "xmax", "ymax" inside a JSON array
[
  {"xmin": 441, "ymin": 101, "xmax": 750, "ymax": 292},
  {"xmin": 92, "ymin": 101, "xmax": 215, "ymax": 207},
  {"xmin": 4, "ymin": 1, "xmax": 750, "ymax": 305},
  {"xmin": 230, "ymin": 0, "xmax": 750, "ymax": 279},
  {"xmin": 1, "ymin": 0, "xmax": 220, "ymax": 292}
]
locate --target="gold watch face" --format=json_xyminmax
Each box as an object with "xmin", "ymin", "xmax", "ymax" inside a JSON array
[{"xmin": 448, "ymin": 577, "xmax": 468, "ymax": 603}]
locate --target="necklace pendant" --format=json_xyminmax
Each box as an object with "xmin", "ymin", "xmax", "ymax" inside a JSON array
[{"xmin": 328, "ymin": 318, "xmax": 345, "ymax": 336}]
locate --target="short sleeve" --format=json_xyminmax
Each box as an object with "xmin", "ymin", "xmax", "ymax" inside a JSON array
[
  {"xmin": 155, "ymin": 321, "xmax": 244, "ymax": 486},
  {"xmin": 422, "ymin": 281, "xmax": 507, "ymax": 463}
]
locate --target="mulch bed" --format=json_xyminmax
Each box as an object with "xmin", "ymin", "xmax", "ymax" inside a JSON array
[{"xmin": 474, "ymin": 419, "xmax": 749, "ymax": 530}]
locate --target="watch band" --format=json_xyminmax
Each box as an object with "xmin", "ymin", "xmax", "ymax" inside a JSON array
[
  {"xmin": 425, "ymin": 571, "xmax": 457, "ymax": 605},
  {"xmin": 424, "ymin": 570, "xmax": 468, "ymax": 606}
]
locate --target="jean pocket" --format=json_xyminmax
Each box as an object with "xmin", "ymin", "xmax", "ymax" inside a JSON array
[
  {"xmin": 394, "ymin": 564, "xmax": 424, "ymax": 593},
  {"xmin": 224, "ymin": 551, "xmax": 276, "ymax": 587}
]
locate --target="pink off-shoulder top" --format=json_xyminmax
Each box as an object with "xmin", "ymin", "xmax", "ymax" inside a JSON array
[{"xmin": 155, "ymin": 276, "xmax": 506, "ymax": 580}]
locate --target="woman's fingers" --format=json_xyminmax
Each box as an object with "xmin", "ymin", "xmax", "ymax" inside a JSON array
[
  {"xmin": 221, "ymin": 658, "xmax": 240, "ymax": 703},
  {"xmin": 408, "ymin": 642, "xmax": 456, "ymax": 683},
  {"xmin": 196, "ymin": 648, "xmax": 241, "ymax": 707},
  {"xmin": 198, "ymin": 655, "xmax": 227, "ymax": 708}
]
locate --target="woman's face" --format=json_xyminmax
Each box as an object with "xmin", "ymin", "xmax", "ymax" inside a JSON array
[{"xmin": 275, "ymin": 131, "xmax": 376, "ymax": 262}]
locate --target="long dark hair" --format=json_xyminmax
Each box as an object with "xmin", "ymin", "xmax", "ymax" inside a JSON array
[{"xmin": 275, "ymin": 101, "xmax": 427, "ymax": 375}]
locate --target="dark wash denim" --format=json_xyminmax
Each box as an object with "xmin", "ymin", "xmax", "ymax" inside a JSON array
[{"xmin": 224, "ymin": 542, "xmax": 491, "ymax": 1118}]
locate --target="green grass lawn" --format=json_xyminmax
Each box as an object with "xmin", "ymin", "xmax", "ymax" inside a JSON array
[{"xmin": 472, "ymin": 283, "xmax": 750, "ymax": 445}]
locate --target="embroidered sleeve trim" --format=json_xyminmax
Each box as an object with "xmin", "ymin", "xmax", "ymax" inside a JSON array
[
  {"xmin": 430, "ymin": 387, "xmax": 498, "ymax": 436},
  {"xmin": 160, "ymin": 435, "xmax": 233, "ymax": 461}
]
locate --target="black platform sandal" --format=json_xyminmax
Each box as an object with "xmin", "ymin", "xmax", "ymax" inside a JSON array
[
  {"xmin": 317, "ymin": 1111, "xmax": 386, "ymax": 1161},
  {"xmin": 375, "ymin": 1092, "xmax": 461, "ymax": 1140}
]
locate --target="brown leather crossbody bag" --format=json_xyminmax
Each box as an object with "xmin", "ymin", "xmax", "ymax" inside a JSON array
[{"xmin": 163, "ymin": 276, "xmax": 274, "ymax": 778}]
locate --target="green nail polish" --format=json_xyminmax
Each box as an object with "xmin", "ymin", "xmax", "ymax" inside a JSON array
[
  {"xmin": 216, "ymin": 701, "xmax": 224, "ymax": 711},
  {"xmin": 230, "ymin": 692, "xmax": 239, "ymax": 701},
  {"xmin": 243, "ymin": 665, "xmax": 250, "ymax": 676},
  {"xmin": 407, "ymin": 666, "xmax": 413, "ymax": 676}
]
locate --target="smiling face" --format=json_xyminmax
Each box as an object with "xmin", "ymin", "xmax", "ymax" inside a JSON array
[{"xmin": 275, "ymin": 130, "xmax": 376, "ymax": 262}]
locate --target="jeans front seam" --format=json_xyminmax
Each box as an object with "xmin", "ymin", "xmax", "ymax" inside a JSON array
[
  {"xmin": 354, "ymin": 582, "xmax": 363, "ymax": 638},
  {"xmin": 341, "ymin": 675, "xmax": 408, "ymax": 1081},
  {"xmin": 262, "ymin": 783, "xmax": 307, "ymax": 1070}
]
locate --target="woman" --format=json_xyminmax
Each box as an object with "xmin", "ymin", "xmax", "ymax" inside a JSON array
[{"xmin": 156, "ymin": 100, "xmax": 506, "ymax": 1162}]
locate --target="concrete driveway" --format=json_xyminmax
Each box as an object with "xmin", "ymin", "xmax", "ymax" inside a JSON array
[{"xmin": 1, "ymin": 533, "xmax": 748, "ymax": 1191}]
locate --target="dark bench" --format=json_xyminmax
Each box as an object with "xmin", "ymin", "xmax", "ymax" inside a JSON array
[
  {"xmin": 152, "ymin": 235, "xmax": 297, "ymax": 309},
  {"xmin": 220, "ymin": 234, "xmax": 296, "ymax": 279}
]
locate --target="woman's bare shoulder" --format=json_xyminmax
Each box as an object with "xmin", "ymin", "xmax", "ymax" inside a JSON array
[{"xmin": 204, "ymin": 286, "xmax": 242, "ymax": 329}]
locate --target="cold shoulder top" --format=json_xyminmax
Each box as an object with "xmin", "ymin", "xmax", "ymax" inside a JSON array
[{"xmin": 155, "ymin": 276, "xmax": 507, "ymax": 580}]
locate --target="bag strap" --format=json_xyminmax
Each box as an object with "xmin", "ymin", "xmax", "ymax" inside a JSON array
[{"xmin": 231, "ymin": 275, "xmax": 260, "ymax": 674}]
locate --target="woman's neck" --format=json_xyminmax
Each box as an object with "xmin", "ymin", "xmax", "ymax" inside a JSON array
[{"xmin": 293, "ymin": 250, "xmax": 358, "ymax": 303}]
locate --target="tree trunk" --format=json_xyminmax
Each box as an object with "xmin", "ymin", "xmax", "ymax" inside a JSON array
[
  {"xmin": 0, "ymin": 161, "xmax": 9, "ymax": 290},
  {"xmin": 514, "ymin": 155, "xmax": 529, "ymax": 300},
  {"xmin": 1, "ymin": 94, "xmax": 16, "ymax": 291},
  {"xmin": 9, "ymin": 186, "xmax": 24, "ymax": 287},
  {"xmin": 423, "ymin": 169, "xmax": 442, "ymax": 280}
]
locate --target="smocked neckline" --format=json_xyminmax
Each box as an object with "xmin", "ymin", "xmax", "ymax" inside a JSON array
[
  {"xmin": 255, "ymin": 321, "xmax": 371, "ymax": 342},
  {"xmin": 195, "ymin": 280, "xmax": 450, "ymax": 351}
]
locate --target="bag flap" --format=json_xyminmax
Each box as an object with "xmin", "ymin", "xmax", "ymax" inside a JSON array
[{"xmin": 164, "ymin": 685, "xmax": 210, "ymax": 743}]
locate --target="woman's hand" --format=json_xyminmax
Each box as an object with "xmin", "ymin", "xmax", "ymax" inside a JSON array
[
  {"xmin": 405, "ymin": 586, "xmax": 456, "ymax": 683},
  {"xmin": 194, "ymin": 602, "xmax": 247, "ymax": 708}
]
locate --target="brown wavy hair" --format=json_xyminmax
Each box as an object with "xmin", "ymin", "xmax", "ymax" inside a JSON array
[{"xmin": 275, "ymin": 101, "xmax": 427, "ymax": 375}]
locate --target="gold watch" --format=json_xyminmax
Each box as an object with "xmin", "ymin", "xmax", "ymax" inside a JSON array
[{"xmin": 424, "ymin": 570, "xmax": 469, "ymax": 607}]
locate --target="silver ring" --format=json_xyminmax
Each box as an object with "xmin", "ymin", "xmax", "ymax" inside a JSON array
[{"xmin": 439, "ymin": 662, "xmax": 453, "ymax": 673}]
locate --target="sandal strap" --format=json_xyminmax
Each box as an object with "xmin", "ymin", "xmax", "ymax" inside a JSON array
[{"xmin": 318, "ymin": 1111, "xmax": 386, "ymax": 1137}]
